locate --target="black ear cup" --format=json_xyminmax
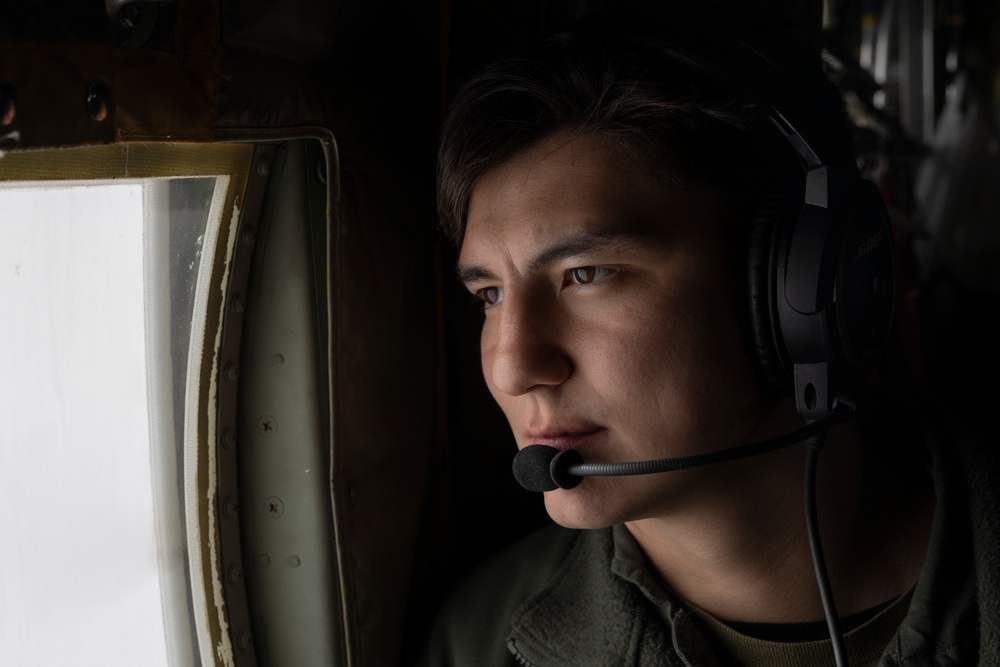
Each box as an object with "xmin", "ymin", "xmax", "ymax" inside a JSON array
[
  {"xmin": 746, "ymin": 185, "xmax": 794, "ymax": 396},
  {"xmin": 748, "ymin": 167, "xmax": 895, "ymax": 417}
]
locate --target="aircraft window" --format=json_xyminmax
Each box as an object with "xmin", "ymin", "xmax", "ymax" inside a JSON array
[{"xmin": 0, "ymin": 143, "xmax": 256, "ymax": 667}]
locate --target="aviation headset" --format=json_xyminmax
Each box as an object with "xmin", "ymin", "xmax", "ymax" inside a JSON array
[{"xmin": 557, "ymin": 4, "xmax": 896, "ymax": 423}]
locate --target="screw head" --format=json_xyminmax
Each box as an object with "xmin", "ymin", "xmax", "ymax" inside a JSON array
[
  {"xmin": 257, "ymin": 414, "xmax": 277, "ymax": 435},
  {"xmin": 0, "ymin": 84, "xmax": 15, "ymax": 126},
  {"xmin": 264, "ymin": 496, "xmax": 284, "ymax": 517},
  {"xmin": 85, "ymin": 81, "xmax": 111, "ymax": 122},
  {"xmin": 257, "ymin": 155, "xmax": 272, "ymax": 176},
  {"xmin": 118, "ymin": 3, "xmax": 142, "ymax": 28},
  {"xmin": 231, "ymin": 293, "xmax": 246, "ymax": 313},
  {"xmin": 237, "ymin": 630, "xmax": 253, "ymax": 652}
]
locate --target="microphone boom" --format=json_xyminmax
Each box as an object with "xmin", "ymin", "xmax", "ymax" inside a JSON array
[{"xmin": 513, "ymin": 408, "xmax": 851, "ymax": 492}]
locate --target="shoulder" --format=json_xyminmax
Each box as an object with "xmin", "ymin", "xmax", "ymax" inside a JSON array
[{"xmin": 419, "ymin": 522, "xmax": 580, "ymax": 667}]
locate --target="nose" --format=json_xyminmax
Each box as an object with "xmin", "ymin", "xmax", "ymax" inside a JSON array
[{"xmin": 484, "ymin": 292, "xmax": 572, "ymax": 397}]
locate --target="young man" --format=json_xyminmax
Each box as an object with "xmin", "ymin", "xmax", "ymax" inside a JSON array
[{"xmin": 423, "ymin": 2, "xmax": 998, "ymax": 665}]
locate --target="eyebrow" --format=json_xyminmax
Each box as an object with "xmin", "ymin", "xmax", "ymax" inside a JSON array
[{"xmin": 457, "ymin": 228, "xmax": 649, "ymax": 285}]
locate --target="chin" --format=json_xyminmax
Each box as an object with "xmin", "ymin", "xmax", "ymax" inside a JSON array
[
  {"xmin": 542, "ymin": 471, "xmax": 708, "ymax": 529},
  {"xmin": 542, "ymin": 481, "xmax": 630, "ymax": 530}
]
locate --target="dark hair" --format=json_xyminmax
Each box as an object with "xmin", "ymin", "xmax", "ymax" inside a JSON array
[{"xmin": 436, "ymin": 1, "xmax": 853, "ymax": 246}]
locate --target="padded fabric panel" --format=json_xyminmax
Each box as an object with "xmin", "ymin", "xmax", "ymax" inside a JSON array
[{"xmin": 746, "ymin": 184, "xmax": 795, "ymax": 395}]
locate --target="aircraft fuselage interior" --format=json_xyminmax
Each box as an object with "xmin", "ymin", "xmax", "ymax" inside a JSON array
[{"xmin": 2, "ymin": 0, "xmax": 998, "ymax": 665}]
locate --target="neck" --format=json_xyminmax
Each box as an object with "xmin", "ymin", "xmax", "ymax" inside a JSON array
[{"xmin": 625, "ymin": 405, "xmax": 933, "ymax": 624}]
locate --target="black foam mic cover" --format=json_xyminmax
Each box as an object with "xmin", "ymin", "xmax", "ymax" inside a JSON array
[
  {"xmin": 512, "ymin": 444, "xmax": 559, "ymax": 492},
  {"xmin": 512, "ymin": 444, "xmax": 584, "ymax": 492}
]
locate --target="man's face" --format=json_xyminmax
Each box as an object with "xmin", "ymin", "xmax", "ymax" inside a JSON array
[{"xmin": 459, "ymin": 133, "xmax": 778, "ymax": 529}]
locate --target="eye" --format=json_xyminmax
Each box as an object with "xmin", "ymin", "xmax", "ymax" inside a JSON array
[
  {"xmin": 565, "ymin": 266, "xmax": 615, "ymax": 286},
  {"xmin": 474, "ymin": 286, "xmax": 503, "ymax": 306}
]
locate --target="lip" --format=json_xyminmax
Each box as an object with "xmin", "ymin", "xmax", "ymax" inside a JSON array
[{"xmin": 524, "ymin": 426, "xmax": 605, "ymax": 451}]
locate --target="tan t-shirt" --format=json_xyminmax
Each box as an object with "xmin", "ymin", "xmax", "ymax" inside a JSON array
[{"xmin": 681, "ymin": 584, "xmax": 916, "ymax": 667}]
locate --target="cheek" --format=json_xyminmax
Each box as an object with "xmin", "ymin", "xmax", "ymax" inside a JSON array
[
  {"xmin": 590, "ymin": 282, "xmax": 757, "ymax": 423},
  {"xmin": 479, "ymin": 326, "xmax": 500, "ymax": 394}
]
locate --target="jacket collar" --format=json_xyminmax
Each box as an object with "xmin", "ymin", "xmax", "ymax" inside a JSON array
[{"xmin": 506, "ymin": 527, "xmax": 686, "ymax": 667}]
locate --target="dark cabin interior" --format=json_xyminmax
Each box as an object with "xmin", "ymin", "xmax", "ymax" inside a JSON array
[{"xmin": 1, "ymin": 1, "xmax": 998, "ymax": 665}]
